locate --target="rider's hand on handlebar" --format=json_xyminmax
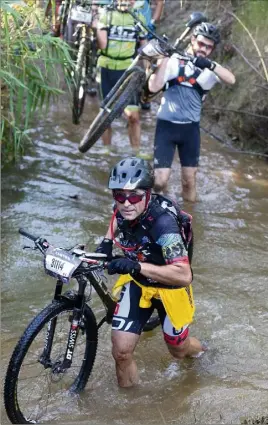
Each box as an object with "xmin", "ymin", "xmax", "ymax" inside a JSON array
[
  {"xmin": 191, "ymin": 56, "xmax": 217, "ymax": 71},
  {"xmin": 95, "ymin": 238, "xmax": 113, "ymax": 261},
  {"xmin": 140, "ymin": 39, "xmax": 169, "ymax": 58},
  {"xmin": 107, "ymin": 258, "xmax": 141, "ymax": 276}
]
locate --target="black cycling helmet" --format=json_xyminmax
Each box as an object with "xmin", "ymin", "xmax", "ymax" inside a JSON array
[
  {"xmin": 108, "ymin": 157, "xmax": 154, "ymax": 190},
  {"xmin": 193, "ymin": 22, "xmax": 221, "ymax": 45}
]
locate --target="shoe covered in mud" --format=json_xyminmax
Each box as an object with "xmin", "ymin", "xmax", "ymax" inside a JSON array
[
  {"xmin": 190, "ymin": 341, "xmax": 209, "ymax": 358},
  {"xmin": 87, "ymin": 87, "xmax": 98, "ymax": 97},
  {"xmin": 136, "ymin": 151, "xmax": 153, "ymax": 160},
  {"xmin": 140, "ymin": 101, "xmax": 151, "ymax": 111}
]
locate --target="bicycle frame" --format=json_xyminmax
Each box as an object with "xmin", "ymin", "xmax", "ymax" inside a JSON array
[
  {"xmin": 101, "ymin": 9, "xmax": 207, "ymax": 107},
  {"xmin": 40, "ymin": 270, "xmax": 117, "ymax": 372},
  {"xmin": 19, "ymin": 228, "xmax": 117, "ymax": 372}
]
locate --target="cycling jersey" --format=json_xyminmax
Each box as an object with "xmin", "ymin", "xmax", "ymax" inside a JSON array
[
  {"xmin": 158, "ymin": 55, "xmax": 219, "ymax": 123},
  {"xmin": 115, "ymin": 194, "xmax": 191, "ymax": 288},
  {"xmin": 97, "ymin": 9, "xmax": 147, "ymax": 70}
]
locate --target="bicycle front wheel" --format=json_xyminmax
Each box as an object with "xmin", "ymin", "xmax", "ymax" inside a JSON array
[
  {"xmin": 79, "ymin": 66, "xmax": 146, "ymax": 153},
  {"xmin": 72, "ymin": 26, "xmax": 88, "ymax": 125},
  {"xmin": 4, "ymin": 299, "xmax": 98, "ymax": 424}
]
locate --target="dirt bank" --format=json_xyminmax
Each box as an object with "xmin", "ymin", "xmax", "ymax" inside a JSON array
[{"xmin": 158, "ymin": 0, "xmax": 268, "ymax": 156}]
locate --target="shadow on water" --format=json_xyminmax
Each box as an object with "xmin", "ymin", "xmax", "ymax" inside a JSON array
[{"xmin": 1, "ymin": 94, "xmax": 268, "ymax": 424}]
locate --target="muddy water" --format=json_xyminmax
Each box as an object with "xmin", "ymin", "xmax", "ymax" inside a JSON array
[{"xmin": 1, "ymin": 96, "xmax": 268, "ymax": 424}]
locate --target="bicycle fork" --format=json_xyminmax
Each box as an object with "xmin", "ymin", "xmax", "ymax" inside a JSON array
[{"xmin": 39, "ymin": 278, "xmax": 86, "ymax": 374}]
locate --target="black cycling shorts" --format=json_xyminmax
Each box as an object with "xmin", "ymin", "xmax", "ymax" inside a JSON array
[
  {"xmin": 99, "ymin": 67, "xmax": 139, "ymax": 108},
  {"xmin": 112, "ymin": 281, "xmax": 189, "ymax": 346},
  {"xmin": 154, "ymin": 119, "xmax": 200, "ymax": 168}
]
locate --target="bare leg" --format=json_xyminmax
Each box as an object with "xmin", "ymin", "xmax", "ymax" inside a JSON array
[
  {"xmin": 167, "ymin": 336, "xmax": 205, "ymax": 360},
  {"xmin": 102, "ymin": 125, "xmax": 112, "ymax": 146},
  {"xmin": 181, "ymin": 167, "xmax": 198, "ymax": 202},
  {"xmin": 124, "ymin": 110, "xmax": 140, "ymax": 150},
  {"xmin": 112, "ymin": 330, "xmax": 140, "ymax": 388},
  {"xmin": 154, "ymin": 168, "xmax": 171, "ymax": 194}
]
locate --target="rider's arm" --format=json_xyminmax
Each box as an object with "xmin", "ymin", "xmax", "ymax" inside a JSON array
[
  {"xmin": 151, "ymin": 0, "xmax": 165, "ymax": 23},
  {"xmin": 95, "ymin": 9, "xmax": 109, "ymax": 50},
  {"xmin": 213, "ymin": 63, "xmax": 236, "ymax": 85},
  {"xmin": 96, "ymin": 28, "xmax": 108, "ymax": 50},
  {"xmin": 148, "ymin": 55, "xmax": 178, "ymax": 92},
  {"xmin": 139, "ymin": 261, "xmax": 192, "ymax": 287},
  {"xmin": 139, "ymin": 214, "xmax": 192, "ymax": 287}
]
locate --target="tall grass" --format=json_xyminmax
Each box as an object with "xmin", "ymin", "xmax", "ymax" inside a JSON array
[{"xmin": 1, "ymin": 1, "xmax": 74, "ymax": 164}]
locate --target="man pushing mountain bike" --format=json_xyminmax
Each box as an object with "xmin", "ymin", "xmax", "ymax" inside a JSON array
[
  {"xmin": 147, "ymin": 22, "xmax": 236, "ymax": 202},
  {"xmin": 95, "ymin": 0, "xmax": 148, "ymax": 153},
  {"xmin": 95, "ymin": 156, "xmax": 205, "ymax": 387}
]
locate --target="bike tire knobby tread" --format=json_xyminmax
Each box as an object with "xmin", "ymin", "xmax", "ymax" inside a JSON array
[{"xmin": 4, "ymin": 299, "xmax": 98, "ymax": 424}]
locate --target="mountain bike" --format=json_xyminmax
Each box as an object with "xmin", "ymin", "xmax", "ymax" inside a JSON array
[
  {"xmin": 78, "ymin": 10, "xmax": 207, "ymax": 153},
  {"xmin": 62, "ymin": 0, "xmax": 100, "ymax": 124},
  {"xmin": 4, "ymin": 228, "xmax": 160, "ymax": 424}
]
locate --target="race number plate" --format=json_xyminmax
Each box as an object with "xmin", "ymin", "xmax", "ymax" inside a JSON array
[
  {"xmin": 45, "ymin": 247, "xmax": 81, "ymax": 282},
  {"xmin": 70, "ymin": 6, "xmax": 92, "ymax": 24}
]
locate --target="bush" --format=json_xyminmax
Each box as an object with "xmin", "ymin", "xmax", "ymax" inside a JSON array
[{"xmin": 1, "ymin": 1, "xmax": 74, "ymax": 164}]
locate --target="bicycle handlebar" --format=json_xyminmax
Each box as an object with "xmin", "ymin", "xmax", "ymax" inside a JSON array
[
  {"xmin": 127, "ymin": 9, "xmax": 190, "ymax": 58},
  {"xmin": 19, "ymin": 228, "xmax": 39, "ymax": 242},
  {"xmin": 19, "ymin": 228, "xmax": 111, "ymax": 269}
]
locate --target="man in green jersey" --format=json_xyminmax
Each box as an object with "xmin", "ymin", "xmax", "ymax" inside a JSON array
[{"xmin": 95, "ymin": 0, "xmax": 148, "ymax": 152}]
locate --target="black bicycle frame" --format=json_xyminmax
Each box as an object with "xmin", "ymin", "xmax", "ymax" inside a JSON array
[{"xmin": 39, "ymin": 267, "xmax": 116, "ymax": 371}]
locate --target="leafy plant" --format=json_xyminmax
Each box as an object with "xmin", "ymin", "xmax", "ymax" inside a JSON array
[{"xmin": 1, "ymin": 1, "xmax": 74, "ymax": 164}]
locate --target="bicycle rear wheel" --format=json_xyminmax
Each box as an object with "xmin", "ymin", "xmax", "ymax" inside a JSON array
[
  {"xmin": 60, "ymin": 0, "xmax": 71, "ymax": 39},
  {"xmin": 4, "ymin": 299, "xmax": 98, "ymax": 424},
  {"xmin": 79, "ymin": 66, "xmax": 146, "ymax": 153},
  {"xmin": 72, "ymin": 26, "xmax": 88, "ymax": 125}
]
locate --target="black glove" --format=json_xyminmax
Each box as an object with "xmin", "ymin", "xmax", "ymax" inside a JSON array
[
  {"xmin": 95, "ymin": 238, "xmax": 113, "ymax": 261},
  {"xmin": 192, "ymin": 56, "xmax": 216, "ymax": 71},
  {"xmin": 107, "ymin": 258, "xmax": 141, "ymax": 276}
]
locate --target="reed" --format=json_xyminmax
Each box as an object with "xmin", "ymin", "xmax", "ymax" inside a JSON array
[{"xmin": 1, "ymin": 1, "xmax": 74, "ymax": 164}]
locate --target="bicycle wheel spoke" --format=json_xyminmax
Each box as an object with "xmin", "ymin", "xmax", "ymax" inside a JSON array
[
  {"xmin": 15, "ymin": 309, "xmax": 87, "ymax": 421},
  {"xmin": 5, "ymin": 300, "xmax": 98, "ymax": 423}
]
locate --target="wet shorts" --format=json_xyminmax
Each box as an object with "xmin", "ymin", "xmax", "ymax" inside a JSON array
[
  {"xmin": 154, "ymin": 119, "xmax": 201, "ymax": 168},
  {"xmin": 112, "ymin": 281, "xmax": 189, "ymax": 346},
  {"xmin": 99, "ymin": 67, "xmax": 139, "ymax": 111}
]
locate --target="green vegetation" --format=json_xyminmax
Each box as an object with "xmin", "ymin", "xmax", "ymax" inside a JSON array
[{"xmin": 1, "ymin": 1, "xmax": 74, "ymax": 164}]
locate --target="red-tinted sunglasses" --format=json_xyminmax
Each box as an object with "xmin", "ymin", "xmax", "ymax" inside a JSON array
[
  {"xmin": 113, "ymin": 191, "xmax": 146, "ymax": 204},
  {"xmin": 196, "ymin": 40, "xmax": 214, "ymax": 51}
]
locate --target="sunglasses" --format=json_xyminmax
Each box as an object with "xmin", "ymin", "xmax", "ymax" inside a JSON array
[
  {"xmin": 113, "ymin": 191, "xmax": 146, "ymax": 204},
  {"xmin": 196, "ymin": 40, "xmax": 214, "ymax": 51}
]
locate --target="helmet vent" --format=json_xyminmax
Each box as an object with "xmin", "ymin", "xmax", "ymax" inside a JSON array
[{"xmin": 135, "ymin": 170, "xmax": 142, "ymax": 178}]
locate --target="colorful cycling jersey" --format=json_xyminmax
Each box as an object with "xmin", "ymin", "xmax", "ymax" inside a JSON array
[
  {"xmin": 97, "ymin": 9, "xmax": 147, "ymax": 70},
  {"xmin": 115, "ymin": 194, "xmax": 191, "ymax": 288},
  {"xmin": 157, "ymin": 55, "xmax": 219, "ymax": 123}
]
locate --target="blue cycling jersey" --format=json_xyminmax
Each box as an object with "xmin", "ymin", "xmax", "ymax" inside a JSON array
[{"xmin": 101, "ymin": 0, "xmax": 151, "ymax": 25}]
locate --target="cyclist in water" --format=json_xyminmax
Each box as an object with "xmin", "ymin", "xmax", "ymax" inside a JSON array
[
  {"xmin": 96, "ymin": 157, "xmax": 205, "ymax": 387},
  {"xmin": 147, "ymin": 22, "xmax": 236, "ymax": 202},
  {"xmin": 94, "ymin": 0, "xmax": 148, "ymax": 154}
]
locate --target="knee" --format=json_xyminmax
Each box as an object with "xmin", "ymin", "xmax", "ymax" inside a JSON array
[
  {"xmin": 153, "ymin": 172, "xmax": 168, "ymax": 193},
  {"xmin": 127, "ymin": 113, "xmax": 140, "ymax": 126},
  {"xmin": 153, "ymin": 181, "xmax": 166, "ymax": 193},
  {"xmin": 112, "ymin": 346, "xmax": 132, "ymax": 364}
]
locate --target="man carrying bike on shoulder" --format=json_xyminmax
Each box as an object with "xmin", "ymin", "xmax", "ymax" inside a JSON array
[
  {"xmin": 94, "ymin": 0, "xmax": 148, "ymax": 154},
  {"xmin": 147, "ymin": 22, "xmax": 236, "ymax": 202},
  {"xmin": 95, "ymin": 156, "xmax": 205, "ymax": 387}
]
